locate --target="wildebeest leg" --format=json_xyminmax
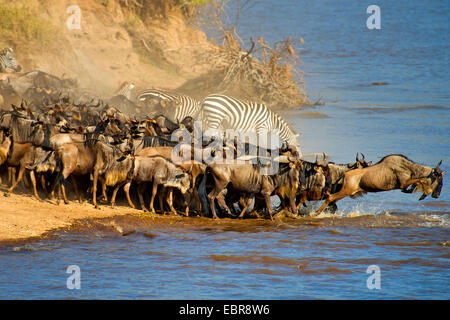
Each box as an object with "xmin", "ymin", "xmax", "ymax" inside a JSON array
[
  {"xmin": 158, "ymin": 187, "xmax": 165, "ymax": 213},
  {"xmin": 8, "ymin": 167, "xmax": 16, "ymax": 186},
  {"xmin": 237, "ymin": 195, "xmax": 253, "ymax": 219},
  {"xmin": 92, "ymin": 169, "xmax": 99, "ymax": 208},
  {"xmin": 402, "ymin": 178, "xmax": 431, "ymax": 195},
  {"xmin": 263, "ymin": 193, "xmax": 274, "ymax": 221},
  {"xmin": 193, "ymin": 188, "xmax": 202, "ymax": 213},
  {"xmin": 5, "ymin": 165, "xmax": 25, "ymax": 196},
  {"xmin": 208, "ymin": 187, "xmax": 226, "ymax": 220},
  {"xmin": 325, "ymin": 201, "xmax": 338, "ymax": 214},
  {"xmin": 215, "ymin": 191, "xmax": 232, "ymax": 215},
  {"xmin": 149, "ymin": 181, "xmax": 158, "ymax": 213},
  {"xmin": 98, "ymin": 176, "xmax": 107, "ymax": 203},
  {"xmin": 110, "ymin": 182, "xmax": 124, "ymax": 208},
  {"xmin": 40, "ymin": 174, "xmax": 49, "ymax": 198},
  {"xmin": 137, "ymin": 183, "xmax": 148, "ymax": 212},
  {"xmin": 316, "ymin": 190, "xmax": 349, "ymax": 214},
  {"xmin": 57, "ymin": 184, "xmax": 62, "ymax": 204},
  {"xmin": 185, "ymin": 188, "xmax": 200, "ymax": 217},
  {"xmin": 295, "ymin": 194, "xmax": 306, "ymax": 212},
  {"xmin": 60, "ymin": 183, "xmax": 69, "ymax": 204},
  {"xmin": 289, "ymin": 196, "xmax": 297, "ymax": 215},
  {"xmin": 29, "ymin": 170, "xmax": 42, "ymax": 201},
  {"xmin": 185, "ymin": 193, "xmax": 192, "ymax": 217},
  {"xmin": 166, "ymin": 188, "xmax": 177, "ymax": 215},
  {"xmin": 123, "ymin": 182, "xmax": 135, "ymax": 209},
  {"xmin": 71, "ymin": 175, "xmax": 82, "ymax": 203}
]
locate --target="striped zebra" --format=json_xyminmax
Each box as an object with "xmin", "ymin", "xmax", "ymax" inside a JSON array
[
  {"xmin": 0, "ymin": 48, "xmax": 21, "ymax": 73},
  {"xmin": 137, "ymin": 89, "xmax": 201, "ymax": 123},
  {"xmin": 201, "ymin": 94, "xmax": 301, "ymax": 152},
  {"xmin": 114, "ymin": 81, "xmax": 135, "ymax": 100}
]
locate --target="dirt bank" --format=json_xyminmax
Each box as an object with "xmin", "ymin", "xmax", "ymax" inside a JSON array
[
  {"xmin": 0, "ymin": 192, "xmax": 139, "ymax": 243},
  {"xmin": 0, "ymin": 0, "xmax": 215, "ymax": 97},
  {"xmin": 0, "ymin": 0, "xmax": 309, "ymax": 106}
]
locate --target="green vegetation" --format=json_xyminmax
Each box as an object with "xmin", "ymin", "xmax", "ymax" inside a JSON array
[{"xmin": 0, "ymin": 0, "xmax": 56, "ymax": 45}]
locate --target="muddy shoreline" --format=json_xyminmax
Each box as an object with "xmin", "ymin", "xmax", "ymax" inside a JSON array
[{"xmin": 1, "ymin": 192, "xmax": 448, "ymax": 248}]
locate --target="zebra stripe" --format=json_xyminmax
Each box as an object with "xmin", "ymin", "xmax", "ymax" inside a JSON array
[
  {"xmin": 0, "ymin": 48, "xmax": 20, "ymax": 72},
  {"xmin": 137, "ymin": 89, "xmax": 201, "ymax": 123},
  {"xmin": 114, "ymin": 81, "xmax": 135, "ymax": 100},
  {"xmin": 202, "ymin": 94, "xmax": 300, "ymax": 150}
]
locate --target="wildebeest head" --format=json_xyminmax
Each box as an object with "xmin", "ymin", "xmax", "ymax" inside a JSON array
[
  {"xmin": 355, "ymin": 153, "xmax": 372, "ymax": 168},
  {"xmin": 293, "ymin": 159, "xmax": 306, "ymax": 187},
  {"xmin": 167, "ymin": 171, "xmax": 191, "ymax": 195},
  {"xmin": 420, "ymin": 160, "xmax": 445, "ymax": 200},
  {"xmin": 314, "ymin": 153, "xmax": 332, "ymax": 194},
  {"xmin": 180, "ymin": 116, "xmax": 194, "ymax": 133}
]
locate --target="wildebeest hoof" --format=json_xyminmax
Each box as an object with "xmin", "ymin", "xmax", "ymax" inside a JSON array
[{"xmin": 4, "ymin": 192, "xmax": 10, "ymax": 197}]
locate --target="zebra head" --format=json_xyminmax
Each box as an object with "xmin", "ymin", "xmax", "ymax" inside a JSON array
[
  {"xmin": 115, "ymin": 81, "xmax": 135, "ymax": 100},
  {"xmin": 0, "ymin": 47, "xmax": 21, "ymax": 72}
]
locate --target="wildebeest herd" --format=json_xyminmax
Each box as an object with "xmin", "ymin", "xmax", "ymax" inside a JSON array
[{"xmin": 0, "ymin": 50, "xmax": 445, "ymax": 220}]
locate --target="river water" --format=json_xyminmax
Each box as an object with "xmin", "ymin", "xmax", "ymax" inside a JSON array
[{"xmin": 0, "ymin": 0, "xmax": 448, "ymax": 299}]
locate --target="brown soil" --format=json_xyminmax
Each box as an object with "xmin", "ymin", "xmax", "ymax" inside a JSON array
[
  {"xmin": 0, "ymin": 192, "xmax": 139, "ymax": 242},
  {"xmin": 4, "ymin": 0, "xmax": 216, "ymax": 97}
]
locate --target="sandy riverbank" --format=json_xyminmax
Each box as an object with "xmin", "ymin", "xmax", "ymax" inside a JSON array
[{"xmin": 0, "ymin": 193, "xmax": 144, "ymax": 244}]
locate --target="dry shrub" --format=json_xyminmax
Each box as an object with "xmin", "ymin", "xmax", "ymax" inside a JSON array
[
  {"xmin": 0, "ymin": 0, "xmax": 56, "ymax": 48},
  {"xmin": 197, "ymin": 0, "xmax": 311, "ymax": 108}
]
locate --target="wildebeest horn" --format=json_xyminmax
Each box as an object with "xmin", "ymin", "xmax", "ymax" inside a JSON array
[
  {"xmin": 356, "ymin": 152, "xmax": 360, "ymax": 162},
  {"xmin": 362, "ymin": 153, "xmax": 366, "ymax": 161},
  {"xmin": 436, "ymin": 160, "xmax": 442, "ymax": 168},
  {"xmin": 323, "ymin": 152, "xmax": 327, "ymax": 161}
]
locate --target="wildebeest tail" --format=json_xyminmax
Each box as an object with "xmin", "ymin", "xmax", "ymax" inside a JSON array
[{"xmin": 198, "ymin": 171, "xmax": 210, "ymax": 217}]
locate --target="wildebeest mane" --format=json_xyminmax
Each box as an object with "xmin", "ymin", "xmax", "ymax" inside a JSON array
[{"xmin": 376, "ymin": 154, "xmax": 416, "ymax": 165}]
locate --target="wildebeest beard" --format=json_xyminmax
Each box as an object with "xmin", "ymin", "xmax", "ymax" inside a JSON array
[
  {"xmin": 431, "ymin": 173, "xmax": 443, "ymax": 199},
  {"xmin": 322, "ymin": 167, "xmax": 333, "ymax": 195}
]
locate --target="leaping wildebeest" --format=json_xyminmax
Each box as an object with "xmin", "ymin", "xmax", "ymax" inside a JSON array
[{"xmin": 316, "ymin": 154, "xmax": 445, "ymax": 214}]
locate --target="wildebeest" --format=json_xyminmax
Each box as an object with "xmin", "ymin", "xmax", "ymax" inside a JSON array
[
  {"xmin": 117, "ymin": 155, "xmax": 191, "ymax": 214},
  {"xmin": 316, "ymin": 154, "xmax": 445, "ymax": 214},
  {"xmin": 295, "ymin": 155, "xmax": 332, "ymax": 212},
  {"xmin": 296, "ymin": 153, "xmax": 372, "ymax": 214},
  {"xmin": 91, "ymin": 138, "xmax": 133, "ymax": 208},
  {"xmin": 200, "ymin": 156, "xmax": 304, "ymax": 220}
]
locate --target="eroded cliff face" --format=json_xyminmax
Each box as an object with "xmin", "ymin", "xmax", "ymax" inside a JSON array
[{"xmin": 3, "ymin": 0, "xmax": 216, "ymax": 97}]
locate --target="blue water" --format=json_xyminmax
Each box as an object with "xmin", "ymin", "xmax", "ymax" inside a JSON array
[
  {"xmin": 0, "ymin": 0, "xmax": 449, "ymax": 299},
  {"xmin": 1, "ymin": 221, "xmax": 449, "ymax": 299},
  {"xmin": 234, "ymin": 0, "xmax": 449, "ymax": 107}
]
